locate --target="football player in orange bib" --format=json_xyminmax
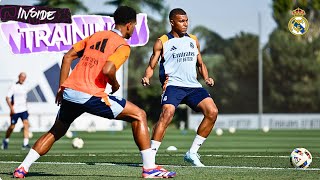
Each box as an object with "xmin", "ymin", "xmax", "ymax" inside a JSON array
[{"xmin": 13, "ymin": 6, "xmax": 175, "ymax": 179}]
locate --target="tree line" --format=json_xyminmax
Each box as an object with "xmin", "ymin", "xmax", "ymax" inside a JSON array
[{"xmin": 36, "ymin": 0, "xmax": 320, "ymax": 122}]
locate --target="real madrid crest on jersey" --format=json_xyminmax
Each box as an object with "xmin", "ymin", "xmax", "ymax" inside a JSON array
[{"xmin": 288, "ymin": 8, "xmax": 309, "ymax": 36}]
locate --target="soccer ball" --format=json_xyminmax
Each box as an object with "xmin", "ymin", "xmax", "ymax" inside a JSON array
[
  {"xmin": 65, "ymin": 131, "xmax": 73, "ymax": 138},
  {"xmin": 216, "ymin": 128, "xmax": 223, "ymax": 136},
  {"xmin": 262, "ymin": 126, "xmax": 270, "ymax": 133},
  {"xmin": 228, "ymin": 127, "xmax": 236, "ymax": 134},
  {"xmin": 72, "ymin": 137, "xmax": 84, "ymax": 149},
  {"xmin": 290, "ymin": 148, "xmax": 312, "ymax": 168}
]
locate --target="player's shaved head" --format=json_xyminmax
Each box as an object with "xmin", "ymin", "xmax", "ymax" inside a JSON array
[
  {"xmin": 169, "ymin": 8, "xmax": 187, "ymax": 20},
  {"xmin": 19, "ymin": 72, "xmax": 26, "ymax": 77},
  {"xmin": 18, "ymin": 72, "xmax": 26, "ymax": 84}
]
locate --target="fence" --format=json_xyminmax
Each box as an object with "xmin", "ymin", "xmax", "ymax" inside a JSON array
[{"xmin": 188, "ymin": 113, "xmax": 320, "ymax": 130}]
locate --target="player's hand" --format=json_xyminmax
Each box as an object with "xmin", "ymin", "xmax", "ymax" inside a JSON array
[
  {"xmin": 110, "ymin": 82, "xmax": 120, "ymax": 94},
  {"xmin": 205, "ymin": 77, "xmax": 214, "ymax": 87},
  {"xmin": 55, "ymin": 88, "xmax": 64, "ymax": 106},
  {"xmin": 141, "ymin": 77, "xmax": 150, "ymax": 86}
]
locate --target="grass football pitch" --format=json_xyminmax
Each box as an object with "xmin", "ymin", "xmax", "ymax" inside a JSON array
[{"xmin": 0, "ymin": 127, "xmax": 319, "ymax": 179}]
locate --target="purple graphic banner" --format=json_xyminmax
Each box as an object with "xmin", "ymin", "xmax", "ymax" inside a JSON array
[
  {"xmin": 0, "ymin": 5, "xmax": 71, "ymax": 24},
  {"xmin": 0, "ymin": 14, "xmax": 149, "ymax": 54}
]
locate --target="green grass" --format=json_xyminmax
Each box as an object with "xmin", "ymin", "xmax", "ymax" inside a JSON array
[{"xmin": 0, "ymin": 128, "xmax": 319, "ymax": 179}]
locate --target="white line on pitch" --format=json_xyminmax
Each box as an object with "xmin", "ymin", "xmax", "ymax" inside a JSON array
[
  {"xmin": 1, "ymin": 161, "xmax": 320, "ymax": 171},
  {"xmin": 2, "ymin": 154, "xmax": 320, "ymax": 159}
]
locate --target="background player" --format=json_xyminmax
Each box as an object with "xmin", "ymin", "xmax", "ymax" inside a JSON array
[
  {"xmin": 141, "ymin": 8, "xmax": 218, "ymax": 167},
  {"xmin": 2, "ymin": 72, "xmax": 30, "ymax": 150}
]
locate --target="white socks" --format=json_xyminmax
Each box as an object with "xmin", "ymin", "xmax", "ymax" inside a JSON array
[
  {"xmin": 19, "ymin": 149, "xmax": 40, "ymax": 172},
  {"xmin": 189, "ymin": 135, "xmax": 206, "ymax": 153},
  {"xmin": 140, "ymin": 148, "xmax": 156, "ymax": 169},
  {"xmin": 151, "ymin": 140, "xmax": 161, "ymax": 155},
  {"xmin": 23, "ymin": 138, "xmax": 29, "ymax": 146}
]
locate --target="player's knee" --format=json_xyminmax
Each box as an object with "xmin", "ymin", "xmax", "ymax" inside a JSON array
[
  {"xmin": 162, "ymin": 111, "xmax": 174, "ymax": 120},
  {"xmin": 205, "ymin": 106, "xmax": 218, "ymax": 120},
  {"xmin": 49, "ymin": 120, "xmax": 70, "ymax": 139},
  {"xmin": 135, "ymin": 109, "xmax": 147, "ymax": 123},
  {"xmin": 9, "ymin": 124, "xmax": 15, "ymax": 129},
  {"xmin": 160, "ymin": 108, "xmax": 175, "ymax": 123}
]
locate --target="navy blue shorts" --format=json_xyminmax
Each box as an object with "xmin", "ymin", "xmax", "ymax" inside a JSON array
[
  {"xmin": 11, "ymin": 111, "xmax": 29, "ymax": 125},
  {"xmin": 161, "ymin": 86, "xmax": 210, "ymax": 112},
  {"xmin": 57, "ymin": 95, "xmax": 126, "ymax": 126}
]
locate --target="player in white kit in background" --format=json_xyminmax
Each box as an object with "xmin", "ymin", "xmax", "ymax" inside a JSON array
[{"xmin": 1, "ymin": 72, "xmax": 31, "ymax": 150}]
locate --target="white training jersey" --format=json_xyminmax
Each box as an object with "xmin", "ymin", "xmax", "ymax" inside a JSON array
[
  {"xmin": 159, "ymin": 33, "xmax": 202, "ymax": 88},
  {"xmin": 7, "ymin": 82, "xmax": 28, "ymax": 113}
]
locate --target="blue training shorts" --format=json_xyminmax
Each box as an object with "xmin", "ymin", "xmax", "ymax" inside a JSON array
[
  {"xmin": 57, "ymin": 95, "xmax": 126, "ymax": 126},
  {"xmin": 11, "ymin": 111, "xmax": 29, "ymax": 125},
  {"xmin": 161, "ymin": 86, "xmax": 210, "ymax": 112}
]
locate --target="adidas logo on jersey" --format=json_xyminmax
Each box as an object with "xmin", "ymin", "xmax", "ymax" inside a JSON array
[
  {"xmin": 170, "ymin": 46, "xmax": 177, "ymax": 51},
  {"xmin": 190, "ymin": 42, "xmax": 194, "ymax": 49}
]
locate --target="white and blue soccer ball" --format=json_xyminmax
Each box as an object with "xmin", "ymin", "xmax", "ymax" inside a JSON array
[
  {"xmin": 290, "ymin": 148, "xmax": 312, "ymax": 168},
  {"xmin": 72, "ymin": 137, "xmax": 84, "ymax": 149}
]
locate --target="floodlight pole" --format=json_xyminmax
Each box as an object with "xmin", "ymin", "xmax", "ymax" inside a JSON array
[{"xmin": 258, "ymin": 12, "xmax": 263, "ymax": 129}]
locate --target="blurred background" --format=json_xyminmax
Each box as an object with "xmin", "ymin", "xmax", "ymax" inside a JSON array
[{"xmin": 0, "ymin": 0, "xmax": 319, "ymax": 132}]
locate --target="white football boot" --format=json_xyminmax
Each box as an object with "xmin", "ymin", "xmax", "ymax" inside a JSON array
[{"xmin": 184, "ymin": 151, "xmax": 205, "ymax": 167}]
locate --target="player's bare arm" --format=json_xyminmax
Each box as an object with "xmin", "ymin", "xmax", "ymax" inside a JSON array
[
  {"xmin": 195, "ymin": 38, "xmax": 214, "ymax": 87},
  {"xmin": 59, "ymin": 48, "xmax": 79, "ymax": 86},
  {"xmin": 103, "ymin": 61, "xmax": 120, "ymax": 94},
  {"xmin": 141, "ymin": 39, "xmax": 163, "ymax": 86},
  {"xmin": 55, "ymin": 48, "xmax": 79, "ymax": 105},
  {"xmin": 5, "ymin": 97, "xmax": 14, "ymax": 115}
]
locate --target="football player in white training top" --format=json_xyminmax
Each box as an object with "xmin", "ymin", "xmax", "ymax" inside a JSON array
[
  {"xmin": 2, "ymin": 72, "xmax": 30, "ymax": 150},
  {"xmin": 142, "ymin": 8, "xmax": 218, "ymax": 167}
]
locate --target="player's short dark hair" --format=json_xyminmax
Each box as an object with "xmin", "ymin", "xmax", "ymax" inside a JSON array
[
  {"xmin": 114, "ymin": 6, "xmax": 137, "ymax": 25},
  {"xmin": 169, "ymin": 8, "xmax": 187, "ymax": 20}
]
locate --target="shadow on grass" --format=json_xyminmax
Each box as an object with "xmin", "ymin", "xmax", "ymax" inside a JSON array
[
  {"xmin": 0, "ymin": 172, "xmax": 137, "ymax": 178},
  {"xmin": 0, "ymin": 162, "xmax": 143, "ymax": 178}
]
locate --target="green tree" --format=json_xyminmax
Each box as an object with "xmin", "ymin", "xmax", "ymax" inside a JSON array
[
  {"xmin": 264, "ymin": 30, "xmax": 320, "ymax": 112},
  {"xmin": 105, "ymin": 0, "xmax": 164, "ymax": 14},
  {"xmin": 192, "ymin": 25, "xmax": 226, "ymax": 54},
  {"xmin": 263, "ymin": 0, "xmax": 320, "ymax": 112},
  {"xmin": 193, "ymin": 26, "xmax": 259, "ymax": 113},
  {"xmin": 214, "ymin": 33, "xmax": 259, "ymax": 113},
  {"xmin": 273, "ymin": 0, "xmax": 320, "ymax": 40}
]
